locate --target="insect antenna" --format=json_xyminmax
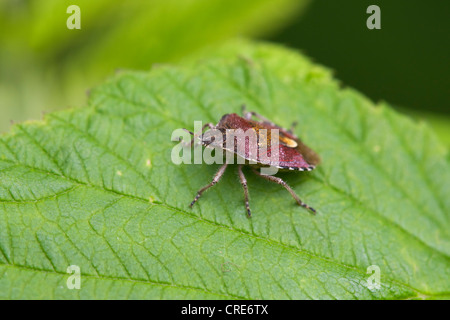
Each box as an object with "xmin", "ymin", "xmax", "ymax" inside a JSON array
[
  {"xmin": 183, "ymin": 128, "xmax": 194, "ymax": 135},
  {"xmin": 181, "ymin": 128, "xmax": 197, "ymax": 147}
]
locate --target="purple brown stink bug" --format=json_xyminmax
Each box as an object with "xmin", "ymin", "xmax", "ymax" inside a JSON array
[{"xmin": 183, "ymin": 105, "xmax": 320, "ymax": 218}]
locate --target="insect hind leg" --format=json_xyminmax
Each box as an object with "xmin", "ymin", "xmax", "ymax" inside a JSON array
[{"xmin": 251, "ymin": 168, "xmax": 316, "ymax": 214}]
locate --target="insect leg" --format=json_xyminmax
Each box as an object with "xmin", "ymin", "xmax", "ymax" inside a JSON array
[
  {"xmin": 251, "ymin": 168, "xmax": 316, "ymax": 214},
  {"xmin": 241, "ymin": 105, "xmax": 299, "ymax": 139},
  {"xmin": 202, "ymin": 123, "xmax": 215, "ymax": 130},
  {"xmin": 242, "ymin": 105, "xmax": 253, "ymax": 120},
  {"xmin": 288, "ymin": 121, "xmax": 298, "ymax": 134},
  {"xmin": 242, "ymin": 104, "xmax": 276, "ymax": 124},
  {"xmin": 237, "ymin": 164, "xmax": 251, "ymax": 218},
  {"xmin": 190, "ymin": 163, "xmax": 228, "ymax": 207}
]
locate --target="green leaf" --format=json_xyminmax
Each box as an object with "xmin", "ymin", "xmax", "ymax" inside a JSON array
[
  {"xmin": 0, "ymin": 40, "xmax": 449, "ymax": 299},
  {"xmin": 398, "ymin": 109, "xmax": 450, "ymax": 149}
]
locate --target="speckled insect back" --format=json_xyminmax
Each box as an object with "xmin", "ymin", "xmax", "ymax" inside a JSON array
[{"xmin": 185, "ymin": 106, "xmax": 320, "ymax": 217}]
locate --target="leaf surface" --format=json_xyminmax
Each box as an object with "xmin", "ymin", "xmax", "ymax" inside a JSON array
[{"xmin": 0, "ymin": 40, "xmax": 449, "ymax": 299}]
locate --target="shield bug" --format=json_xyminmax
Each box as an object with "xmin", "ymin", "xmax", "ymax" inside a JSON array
[{"xmin": 184, "ymin": 106, "xmax": 320, "ymax": 217}]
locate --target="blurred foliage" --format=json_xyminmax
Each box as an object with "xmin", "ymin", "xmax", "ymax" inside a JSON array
[
  {"xmin": 0, "ymin": 0, "xmax": 309, "ymax": 133},
  {"xmin": 267, "ymin": 0, "xmax": 450, "ymax": 147},
  {"xmin": 2, "ymin": 0, "xmax": 449, "ymax": 149},
  {"xmin": 269, "ymin": 0, "xmax": 450, "ymax": 115}
]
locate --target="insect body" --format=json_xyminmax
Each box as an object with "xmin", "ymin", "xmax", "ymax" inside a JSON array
[{"xmin": 185, "ymin": 106, "xmax": 320, "ymax": 217}]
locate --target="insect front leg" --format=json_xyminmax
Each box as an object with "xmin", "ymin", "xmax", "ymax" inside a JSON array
[{"xmin": 190, "ymin": 163, "xmax": 228, "ymax": 207}]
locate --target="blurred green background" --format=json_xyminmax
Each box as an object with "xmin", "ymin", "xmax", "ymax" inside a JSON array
[{"xmin": 1, "ymin": 0, "xmax": 449, "ymax": 146}]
